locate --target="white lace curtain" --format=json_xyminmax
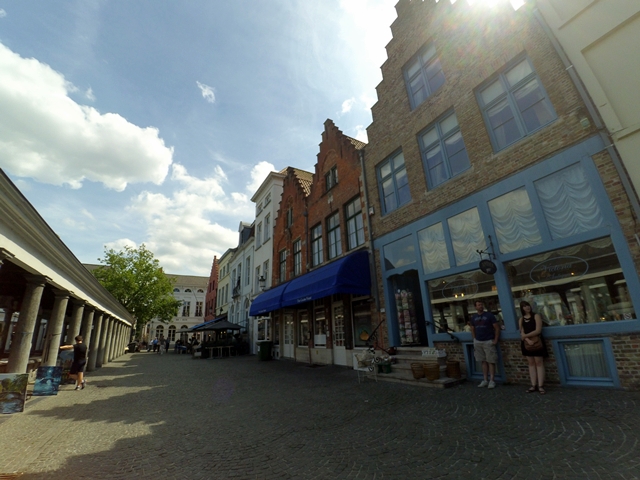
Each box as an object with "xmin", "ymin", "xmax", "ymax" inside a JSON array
[
  {"xmin": 535, "ymin": 163, "xmax": 604, "ymax": 239},
  {"xmin": 564, "ymin": 342, "xmax": 608, "ymax": 378},
  {"xmin": 488, "ymin": 187, "xmax": 542, "ymax": 254},
  {"xmin": 418, "ymin": 223, "xmax": 450, "ymax": 274},
  {"xmin": 448, "ymin": 208, "xmax": 486, "ymax": 266}
]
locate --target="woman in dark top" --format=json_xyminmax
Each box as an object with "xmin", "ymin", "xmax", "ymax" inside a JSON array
[
  {"xmin": 60, "ymin": 335, "xmax": 87, "ymax": 390},
  {"xmin": 518, "ymin": 301, "xmax": 548, "ymax": 394}
]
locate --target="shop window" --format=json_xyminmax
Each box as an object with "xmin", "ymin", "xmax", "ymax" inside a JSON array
[
  {"xmin": 419, "ymin": 111, "xmax": 470, "ymax": 189},
  {"xmin": 418, "ymin": 222, "xmax": 450, "ymax": 274},
  {"xmin": 327, "ymin": 212, "xmax": 342, "ymax": 260},
  {"xmin": 298, "ymin": 311, "xmax": 310, "ymax": 346},
  {"xmin": 428, "ymin": 269, "xmax": 502, "ymax": 334},
  {"xmin": 506, "ymin": 238, "xmax": 635, "ymax": 325},
  {"xmin": 554, "ymin": 339, "xmax": 619, "ymax": 387},
  {"xmin": 383, "ymin": 235, "xmax": 416, "ymax": 270},
  {"xmin": 488, "ymin": 187, "xmax": 542, "ymax": 254},
  {"xmin": 314, "ymin": 301, "xmax": 327, "ymax": 347},
  {"xmin": 257, "ymin": 318, "xmax": 268, "ymax": 341},
  {"xmin": 353, "ymin": 300, "xmax": 373, "ymax": 348},
  {"xmin": 345, "ymin": 197, "xmax": 365, "ymax": 250},
  {"xmin": 447, "ymin": 207, "xmax": 486, "ymax": 266},
  {"xmin": 477, "ymin": 57, "xmax": 556, "ymax": 151},
  {"xmin": 390, "ymin": 270, "xmax": 427, "ymax": 345},
  {"xmin": 534, "ymin": 163, "xmax": 604, "ymax": 240},
  {"xmin": 404, "ymin": 43, "xmax": 445, "ymax": 110},
  {"xmin": 378, "ymin": 151, "xmax": 410, "ymax": 215}
]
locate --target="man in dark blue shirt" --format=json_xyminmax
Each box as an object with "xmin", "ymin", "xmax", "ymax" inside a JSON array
[{"xmin": 470, "ymin": 300, "xmax": 500, "ymax": 389}]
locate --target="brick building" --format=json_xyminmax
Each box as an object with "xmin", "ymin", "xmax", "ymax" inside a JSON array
[
  {"xmin": 204, "ymin": 256, "xmax": 218, "ymax": 322},
  {"xmin": 362, "ymin": 0, "xmax": 640, "ymax": 388},
  {"xmin": 250, "ymin": 121, "xmax": 376, "ymax": 366}
]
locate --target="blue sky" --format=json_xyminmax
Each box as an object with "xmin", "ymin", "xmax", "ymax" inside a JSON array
[{"xmin": 0, "ymin": 0, "xmax": 397, "ymax": 275}]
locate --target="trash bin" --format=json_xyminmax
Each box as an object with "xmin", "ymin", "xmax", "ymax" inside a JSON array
[
  {"xmin": 127, "ymin": 342, "xmax": 138, "ymax": 353},
  {"xmin": 258, "ymin": 341, "xmax": 273, "ymax": 361}
]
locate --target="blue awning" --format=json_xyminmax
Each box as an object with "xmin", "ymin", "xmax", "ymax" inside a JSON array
[
  {"xmin": 249, "ymin": 281, "xmax": 291, "ymax": 316},
  {"xmin": 281, "ymin": 250, "xmax": 371, "ymax": 307}
]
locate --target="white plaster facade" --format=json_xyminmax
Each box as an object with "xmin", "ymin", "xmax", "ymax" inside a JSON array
[{"xmin": 535, "ymin": 0, "xmax": 640, "ymax": 218}]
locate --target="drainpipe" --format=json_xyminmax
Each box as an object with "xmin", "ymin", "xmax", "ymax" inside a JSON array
[
  {"xmin": 532, "ymin": 6, "xmax": 640, "ymax": 225},
  {"xmin": 358, "ymin": 149, "xmax": 382, "ymax": 323}
]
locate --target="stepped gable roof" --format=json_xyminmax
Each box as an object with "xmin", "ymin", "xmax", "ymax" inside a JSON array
[
  {"xmin": 291, "ymin": 168, "xmax": 313, "ymax": 196},
  {"xmin": 346, "ymin": 135, "xmax": 366, "ymax": 151}
]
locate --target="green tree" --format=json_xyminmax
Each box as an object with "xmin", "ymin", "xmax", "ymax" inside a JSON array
[{"xmin": 92, "ymin": 244, "xmax": 182, "ymax": 339}]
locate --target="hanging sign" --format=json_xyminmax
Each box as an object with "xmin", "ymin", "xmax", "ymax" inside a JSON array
[{"xmin": 479, "ymin": 259, "xmax": 497, "ymax": 275}]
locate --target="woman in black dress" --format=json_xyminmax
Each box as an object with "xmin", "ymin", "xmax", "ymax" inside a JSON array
[{"xmin": 518, "ymin": 301, "xmax": 548, "ymax": 394}]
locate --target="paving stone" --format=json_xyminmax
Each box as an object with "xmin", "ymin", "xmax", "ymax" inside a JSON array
[{"xmin": 0, "ymin": 353, "xmax": 639, "ymax": 479}]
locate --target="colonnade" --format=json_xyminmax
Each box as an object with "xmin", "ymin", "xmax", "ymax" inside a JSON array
[{"xmin": 0, "ymin": 256, "xmax": 133, "ymax": 374}]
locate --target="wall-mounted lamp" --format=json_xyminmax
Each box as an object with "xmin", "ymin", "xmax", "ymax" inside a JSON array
[
  {"xmin": 258, "ymin": 275, "xmax": 266, "ymax": 292},
  {"xmin": 368, "ymin": 206, "xmax": 375, "ymax": 216}
]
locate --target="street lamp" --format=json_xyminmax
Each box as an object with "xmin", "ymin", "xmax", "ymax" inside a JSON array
[{"xmin": 258, "ymin": 275, "xmax": 266, "ymax": 292}]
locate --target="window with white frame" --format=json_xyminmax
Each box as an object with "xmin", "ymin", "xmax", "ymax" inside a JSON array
[
  {"xmin": 246, "ymin": 257, "xmax": 251, "ymax": 285},
  {"xmin": 419, "ymin": 111, "xmax": 470, "ymax": 189},
  {"xmin": 168, "ymin": 325, "xmax": 176, "ymax": 341},
  {"xmin": 314, "ymin": 301, "xmax": 327, "ymax": 347},
  {"xmin": 293, "ymin": 239, "xmax": 302, "ymax": 277},
  {"xmin": 325, "ymin": 166, "xmax": 338, "ymax": 191},
  {"xmin": 195, "ymin": 302, "xmax": 203, "ymax": 317},
  {"xmin": 265, "ymin": 192, "xmax": 271, "ymax": 205},
  {"xmin": 378, "ymin": 151, "xmax": 410, "ymax": 215},
  {"xmin": 263, "ymin": 260, "xmax": 269, "ymax": 286},
  {"xmin": 264, "ymin": 214, "xmax": 270, "ymax": 242},
  {"xmin": 279, "ymin": 249, "xmax": 287, "ymax": 283},
  {"xmin": 477, "ymin": 56, "xmax": 556, "ymax": 151},
  {"xmin": 327, "ymin": 212, "xmax": 342, "ymax": 260},
  {"xmin": 256, "ymin": 223, "xmax": 262, "ymax": 247},
  {"xmin": 311, "ymin": 224, "xmax": 323, "ymax": 267},
  {"xmin": 255, "ymin": 266, "xmax": 261, "ymax": 291},
  {"xmin": 404, "ymin": 43, "xmax": 445, "ymax": 110},
  {"xmin": 182, "ymin": 301, "xmax": 191, "ymax": 317},
  {"xmin": 298, "ymin": 311, "xmax": 310, "ymax": 346},
  {"xmin": 345, "ymin": 197, "xmax": 365, "ymax": 250}
]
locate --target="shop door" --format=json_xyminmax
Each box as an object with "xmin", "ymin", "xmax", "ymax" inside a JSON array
[
  {"xmin": 332, "ymin": 303, "xmax": 347, "ymax": 366},
  {"xmin": 282, "ymin": 313, "xmax": 294, "ymax": 359}
]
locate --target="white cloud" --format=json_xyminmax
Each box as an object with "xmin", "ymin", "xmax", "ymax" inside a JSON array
[
  {"xmin": 246, "ymin": 161, "xmax": 277, "ymax": 194},
  {"xmin": 341, "ymin": 98, "xmax": 355, "ymax": 114},
  {"xmin": 0, "ymin": 9, "xmax": 6, "ymax": 18},
  {"xmin": 196, "ymin": 81, "xmax": 216, "ymax": 103},
  {"xmin": 128, "ymin": 163, "xmax": 255, "ymax": 274},
  {"xmin": 85, "ymin": 87, "xmax": 95, "ymax": 101},
  {"xmin": 104, "ymin": 238, "xmax": 138, "ymax": 252},
  {"xmin": 353, "ymin": 125, "xmax": 368, "ymax": 143},
  {"xmin": 0, "ymin": 43, "xmax": 173, "ymax": 191},
  {"xmin": 81, "ymin": 208, "xmax": 95, "ymax": 220}
]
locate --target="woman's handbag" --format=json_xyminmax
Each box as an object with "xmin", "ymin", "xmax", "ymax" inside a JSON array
[{"xmin": 524, "ymin": 335, "xmax": 543, "ymax": 351}]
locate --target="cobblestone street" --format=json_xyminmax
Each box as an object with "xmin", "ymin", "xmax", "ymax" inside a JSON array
[{"xmin": 1, "ymin": 352, "xmax": 639, "ymax": 479}]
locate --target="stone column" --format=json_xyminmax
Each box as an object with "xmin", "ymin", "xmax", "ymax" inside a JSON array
[
  {"xmin": 80, "ymin": 307, "xmax": 95, "ymax": 349},
  {"xmin": 0, "ymin": 305, "xmax": 16, "ymax": 356},
  {"xmin": 117, "ymin": 323, "xmax": 124, "ymax": 357},
  {"xmin": 108, "ymin": 321, "xmax": 118, "ymax": 362},
  {"xmin": 7, "ymin": 275, "xmax": 47, "ymax": 374},
  {"xmin": 42, "ymin": 289, "xmax": 70, "ymax": 367},
  {"xmin": 103, "ymin": 318, "xmax": 115, "ymax": 364},
  {"xmin": 87, "ymin": 312, "xmax": 104, "ymax": 371},
  {"xmin": 96, "ymin": 315, "xmax": 110, "ymax": 368},
  {"xmin": 66, "ymin": 300, "xmax": 85, "ymax": 344}
]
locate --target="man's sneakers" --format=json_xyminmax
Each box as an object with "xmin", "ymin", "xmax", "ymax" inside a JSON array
[
  {"xmin": 81, "ymin": 380, "xmax": 86, "ymax": 390},
  {"xmin": 478, "ymin": 380, "xmax": 497, "ymax": 389}
]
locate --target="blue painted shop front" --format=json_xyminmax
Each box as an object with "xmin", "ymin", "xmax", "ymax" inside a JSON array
[{"xmin": 374, "ymin": 136, "xmax": 640, "ymax": 387}]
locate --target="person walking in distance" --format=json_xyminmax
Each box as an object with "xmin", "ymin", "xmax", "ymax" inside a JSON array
[
  {"xmin": 470, "ymin": 300, "xmax": 500, "ymax": 389},
  {"xmin": 60, "ymin": 335, "xmax": 88, "ymax": 390}
]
